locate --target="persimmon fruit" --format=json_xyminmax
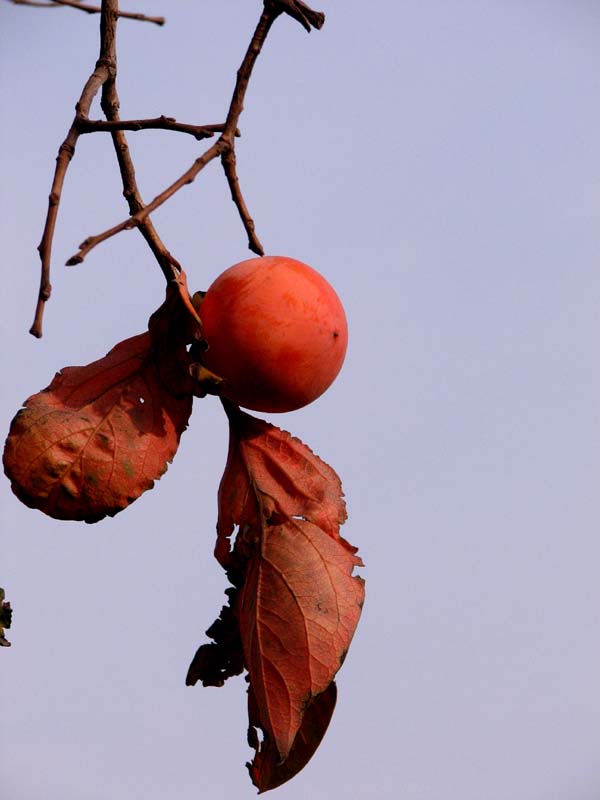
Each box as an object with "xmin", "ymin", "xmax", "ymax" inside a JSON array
[{"xmin": 199, "ymin": 256, "xmax": 348, "ymax": 413}]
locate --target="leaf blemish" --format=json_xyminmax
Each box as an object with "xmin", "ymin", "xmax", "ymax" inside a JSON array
[{"xmin": 122, "ymin": 460, "xmax": 135, "ymax": 478}]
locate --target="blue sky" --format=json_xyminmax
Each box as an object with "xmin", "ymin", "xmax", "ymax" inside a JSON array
[{"xmin": 2, "ymin": 2, "xmax": 600, "ymax": 798}]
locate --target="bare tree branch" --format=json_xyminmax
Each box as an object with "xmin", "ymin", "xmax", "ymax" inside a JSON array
[
  {"xmin": 67, "ymin": 140, "xmax": 226, "ymax": 266},
  {"xmin": 96, "ymin": 0, "xmax": 181, "ymax": 284},
  {"xmin": 53, "ymin": 0, "xmax": 165, "ymax": 25},
  {"xmin": 5, "ymin": 0, "xmax": 165, "ymax": 25},
  {"xmin": 7, "ymin": 0, "xmax": 57, "ymax": 7},
  {"xmin": 67, "ymin": 4, "xmax": 288, "ymax": 265},
  {"xmin": 30, "ymin": 58, "xmax": 112, "ymax": 337},
  {"xmin": 29, "ymin": 0, "xmax": 172, "ymax": 336},
  {"xmin": 221, "ymin": 148, "xmax": 264, "ymax": 256},
  {"xmin": 29, "ymin": 0, "xmax": 325, "ymax": 332},
  {"xmin": 76, "ymin": 116, "xmax": 233, "ymax": 141}
]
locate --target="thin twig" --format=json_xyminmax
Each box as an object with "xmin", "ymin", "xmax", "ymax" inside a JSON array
[
  {"xmin": 52, "ymin": 0, "xmax": 165, "ymax": 25},
  {"xmin": 66, "ymin": 0, "xmax": 325, "ymax": 267},
  {"xmin": 76, "ymin": 116, "xmax": 230, "ymax": 141},
  {"xmin": 30, "ymin": 58, "xmax": 112, "ymax": 337},
  {"xmin": 97, "ymin": 0, "xmax": 181, "ymax": 284},
  {"xmin": 5, "ymin": 0, "xmax": 165, "ymax": 24},
  {"xmin": 37, "ymin": 0, "xmax": 325, "ymax": 316},
  {"xmin": 29, "ymin": 0, "xmax": 173, "ymax": 335},
  {"xmin": 7, "ymin": 0, "xmax": 57, "ymax": 7},
  {"xmin": 67, "ymin": 141, "xmax": 225, "ymax": 266},
  {"xmin": 221, "ymin": 144, "xmax": 263, "ymax": 256}
]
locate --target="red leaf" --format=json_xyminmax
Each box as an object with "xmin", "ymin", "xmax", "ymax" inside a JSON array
[
  {"xmin": 238, "ymin": 512, "xmax": 363, "ymax": 759},
  {"xmin": 2, "ymin": 277, "xmax": 204, "ymax": 522},
  {"xmin": 218, "ymin": 404, "xmax": 364, "ymax": 783},
  {"xmin": 215, "ymin": 403, "xmax": 350, "ymax": 569},
  {"xmin": 3, "ymin": 301, "xmax": 194, "ymax": 522}
]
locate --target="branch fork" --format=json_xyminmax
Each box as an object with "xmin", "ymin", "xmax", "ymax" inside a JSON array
[{"xmin": 25, "ymin": 0, "xmax": 325, "ymax": 337}]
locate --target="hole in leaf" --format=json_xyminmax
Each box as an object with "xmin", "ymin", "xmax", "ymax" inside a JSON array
[
  {"xmin": 247, "ymin": 724, "xmax": 262, "ymax": 749},
  {"xmin": 229, "ymin": 524, "xmax": 240, "ymax": 552},
  {"xmin": 252, "ymin": 725, "xmax": 264, "ymax": 745},
  {"xmin": 138, "ymin": 396, "xmax": 145, "ymax": 404}
]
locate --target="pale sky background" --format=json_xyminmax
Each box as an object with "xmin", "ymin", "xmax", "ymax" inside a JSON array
[{"xmin": 2, "ymin": 1, "xmax": 600, "ymax": 798}]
